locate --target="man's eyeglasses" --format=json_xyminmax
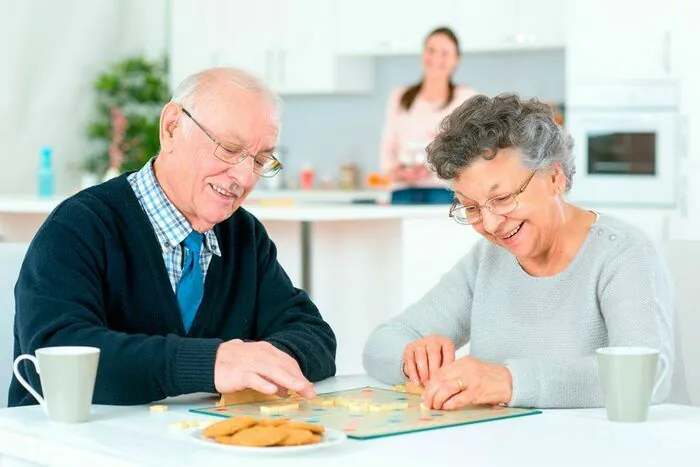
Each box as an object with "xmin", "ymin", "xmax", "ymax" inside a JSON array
[
  {"xmin": 179, "ymin": 106, "xmax": 283, "ymax": 178},
  {"xmin": 449, "ymin": 171, "xmax": 537, "ymax": 225}
]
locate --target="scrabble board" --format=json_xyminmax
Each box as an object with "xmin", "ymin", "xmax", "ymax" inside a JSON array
[{"xmin": 190, "ymin": 387, "xmax": 541, "ymax": 440}]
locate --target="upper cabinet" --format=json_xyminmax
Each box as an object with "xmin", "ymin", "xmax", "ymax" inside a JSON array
[
  {"xmin": 455, "ymin": 0, "xmax": 565, "ymax": 52},
  {"xmin": 566, "ymin": 0, "xmax": 678, "ymax": 84},
  {"xmin": 332, "ymin": 0, "xmax": 564, "ymax": 56},
  {"xmin": 269, "ymin": 0, "xmax": 374, "ymax": 94},
  {"xmin": 169, "ymin": 0, "xmax": 565, "ymax": 95},
  {"xmin": 168, "ymin": 0, "xmax": 218, "ymax": 92},
  {"xmin": 168, "ymin": 0, "xmax": 373, "ymax": 95},
  {"xmin": 332, "ymin": 0, "xmax": 457, "ymax": 55}
]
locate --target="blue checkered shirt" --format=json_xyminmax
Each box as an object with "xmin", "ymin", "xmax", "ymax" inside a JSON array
[{"xmin": 128, "ymin": 158, "xmax": 221, "ymax": 292}]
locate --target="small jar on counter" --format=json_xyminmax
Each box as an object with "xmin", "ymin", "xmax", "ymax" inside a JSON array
[{"xmin": 338, "ymin": 162, "xmax": 359, "ymax": 190}]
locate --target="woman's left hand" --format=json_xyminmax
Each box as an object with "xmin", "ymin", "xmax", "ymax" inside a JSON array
[
  {"xmin": 421, "ymin": 356, "xmax": 513, "ymax": 410},
  {"xmin": 410, "ymin": 164, "xmax": 432, "ymax": 181}
]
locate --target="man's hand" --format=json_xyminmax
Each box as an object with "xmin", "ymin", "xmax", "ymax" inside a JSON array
[
  {"xmin": 403, "ymin": 334, "xmax": 456, "ymax": 385},
  {"xmin": 214, "ymin": 339, "xmax": 315, "ymax": 399},
  {"xmin": 421, "ymin": 356, "xmax": 513, "ymax": 410}
]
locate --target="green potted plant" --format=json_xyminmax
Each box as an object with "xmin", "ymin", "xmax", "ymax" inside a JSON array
[{"xmin": 84, "ymin": 56, "xmax": 170, "ymax": 181}]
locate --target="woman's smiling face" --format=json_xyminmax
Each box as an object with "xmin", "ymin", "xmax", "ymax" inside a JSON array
[{"xmin": 452, "ymin": 147, "xmax": 566, "ymax": 260}]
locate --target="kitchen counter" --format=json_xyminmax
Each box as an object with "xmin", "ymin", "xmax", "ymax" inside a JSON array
[
  {"xmin": 0, "ymin": 196, "xmax": 449, "ymax": 221},
  {"xmin": 250, "ymin": 188, "xmax": 391, "ymax": 204},
  {"xmin": 0, "ymin": 188, "xmax": 391, "ymax": 215},
  {"xmin": 249, "ymin": 204, "xmax": 449, "ymax": 221}
]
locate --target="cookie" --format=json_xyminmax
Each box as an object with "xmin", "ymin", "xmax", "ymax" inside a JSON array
[
  {"xmin": 286, "ymin": 421, "xmax": 325, "ymax": 434},
  {"xmin": 278, "ymin": 428, "xmax": 318, "ymax": 446},
  {"xmin": 223, "ymin": 426, "xmax": 288, "ymax": 447},
  {"xmin": 202, "ymin": 416, "xmax": 256, "ymax": 437}
]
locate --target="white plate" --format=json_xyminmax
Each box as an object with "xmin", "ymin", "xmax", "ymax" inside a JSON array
[{"xmin": 190, "ymin": 427, "xmax": 347, "ymax": 454}]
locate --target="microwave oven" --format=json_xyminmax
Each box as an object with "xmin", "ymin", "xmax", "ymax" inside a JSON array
[{"xmin": 565, "ymin": 82, "xmax": 680, "ymax": 207}]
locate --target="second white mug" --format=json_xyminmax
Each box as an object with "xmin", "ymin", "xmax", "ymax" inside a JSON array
[{"xmin": 13, "ymin": 346, "xmax": 100, "ymax": 423}]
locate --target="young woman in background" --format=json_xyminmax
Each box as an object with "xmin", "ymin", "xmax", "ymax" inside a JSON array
[{"xmin": 380, "ymin": 26, "xmax": 478, "ymax": 204}]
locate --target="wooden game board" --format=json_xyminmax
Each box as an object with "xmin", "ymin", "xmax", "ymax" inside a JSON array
[{"xmin": 190, "ymin": 387, "xmax": 541, "ymax": 440}]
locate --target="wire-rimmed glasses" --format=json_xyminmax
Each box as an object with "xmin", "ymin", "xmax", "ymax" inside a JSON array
[
  {"xmin": 180, "ymin": 107, "xmax": 283, "ymax": 178},
  {"xmin": 449, "ymin": 171, "xmax": 537, "ymax": 225}
]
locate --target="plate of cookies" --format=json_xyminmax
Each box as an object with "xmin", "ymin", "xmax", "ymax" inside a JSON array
[{"xmin": 193, "ymin": 416, "xmax": 347, "ymax": 453}]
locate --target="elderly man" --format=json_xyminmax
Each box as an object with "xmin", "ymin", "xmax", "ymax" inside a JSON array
[{"xmin": 9, "ymin": 67, "xmax": 337, "ymax": 406}]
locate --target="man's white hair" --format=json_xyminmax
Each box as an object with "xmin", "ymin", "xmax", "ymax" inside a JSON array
[{"xmin": 171, "ymin": 67, "xmax": 283, "ymax": 128}]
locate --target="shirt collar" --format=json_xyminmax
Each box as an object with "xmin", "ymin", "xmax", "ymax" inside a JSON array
[{"xmin": 129, "ymin": 157, "xmax": 221, "ymax": 256}]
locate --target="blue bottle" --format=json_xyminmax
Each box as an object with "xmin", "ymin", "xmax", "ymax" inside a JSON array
[{"xmin": 38, "ymin": 146, "xmax": 55, "ymax": 197}]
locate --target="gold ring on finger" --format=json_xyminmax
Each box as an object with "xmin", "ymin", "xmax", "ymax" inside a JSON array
[{"xmin": 457, "ymin": 378, "xmax": 465, "ymax": 391}]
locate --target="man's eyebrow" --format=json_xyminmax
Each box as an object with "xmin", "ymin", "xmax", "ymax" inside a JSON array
[
  {"xmin": 221, "ymin": 140, "xmax": 276, "ymax": 155},
  {"xmin": 222, "ymin": 133, "xmax": 244, "ymax": 146}
]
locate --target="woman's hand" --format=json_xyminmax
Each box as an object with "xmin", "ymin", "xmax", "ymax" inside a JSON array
[
  {"xmin": 391, "ymin": 164, "xmax": 432, "ymax": 183},
  {"xmin": 391, "ymin": 166, "xmax": 416, "ymax": 182},
  {"xmin": 410, "ymin": 164, "xmax": 432, "ymax": 181},
  {"xmin": 403, "ymin": 335, "xmax": 456, "ymax": 385},
  {"xmin": 421, "ymin": 356, "xmax": 513, "ymax": 410}
]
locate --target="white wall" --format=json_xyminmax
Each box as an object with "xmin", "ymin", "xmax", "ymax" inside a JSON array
[{"xmin": 0, "ymin": 0, "xmax": 167, "ymax": 196}]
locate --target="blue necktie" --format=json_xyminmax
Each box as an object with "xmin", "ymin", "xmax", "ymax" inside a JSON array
[{"xmin": 177, "ymin": 231, "xmax": 204, "ymax": 332}]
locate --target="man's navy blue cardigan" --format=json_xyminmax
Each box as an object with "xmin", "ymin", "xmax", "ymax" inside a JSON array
[{"xmin": 8, "ymin": 175, "xmax": 336, "ymax": 406}]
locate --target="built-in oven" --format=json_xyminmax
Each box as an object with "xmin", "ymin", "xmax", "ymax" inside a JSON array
[{"xmin": 565, "ymin": 82, "xmax": 680, "ymax": 207}]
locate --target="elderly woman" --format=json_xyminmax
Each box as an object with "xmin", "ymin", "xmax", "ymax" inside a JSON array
[{"xmin": 363, "ymin": 93, "xmax": 674, "ymax": 409}]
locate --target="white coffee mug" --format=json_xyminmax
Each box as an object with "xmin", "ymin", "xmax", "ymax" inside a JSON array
[
  {"xmin": 13, "ymin": 346, "xmax": 100, "ymax": 423},
  {"xmin": 596, "ymin": 347, "xmax": 669, "ymax": 422}
]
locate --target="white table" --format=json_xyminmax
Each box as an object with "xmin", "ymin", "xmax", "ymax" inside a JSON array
[{"xmin": 0, "ymin": 375, "xmax": 698, "ymax": 467}]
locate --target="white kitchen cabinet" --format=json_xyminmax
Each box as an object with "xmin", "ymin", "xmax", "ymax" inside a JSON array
[
  {"xmin": 332, "ymin": 0, "xmax": 564, "ymax": 56},
  {"xmin": 453, "ymin": 0, "xmax": 511, "ymax": 52},
  {"xmin": 454, "ymin": 0, "xmax": 564, "ymax": 52},
  {"xmin": 168, "ymin": 0, "xmax": 272, "ymax": 90},
  {"xmin": 168, "ymin": 0, "xmax": 373, "ymax": 95},
  {"xmin": 214, "ymin": 0, "xmax": 273, "ymax": 85},
  {"xmin": 512, "ymin": 0, "xmax": 565, "ymax": 50},
  {"xmin": 333, "ymin": 0, "xmax": 457, "ymax": 55},
  {"xmin": 168, "ymin": 0, "xmax": 219, "ymax": 91},
  {"xmin": 272, "ymin": 0, "xmax": 373, "ymax": 94},
  {"xmin": 566, "ymin": 0, "xmax": 677, "ymax": 84}
]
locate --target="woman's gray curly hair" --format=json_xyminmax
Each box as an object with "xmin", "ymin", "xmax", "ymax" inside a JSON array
[{"xmin": 427, "ymin": 93, "xmax": 575, "ymax": 191}]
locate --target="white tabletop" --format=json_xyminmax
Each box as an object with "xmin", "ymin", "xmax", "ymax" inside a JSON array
[{"xmin": 0, "ymin": 375, "xmax": 698, "ymax": 467}]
